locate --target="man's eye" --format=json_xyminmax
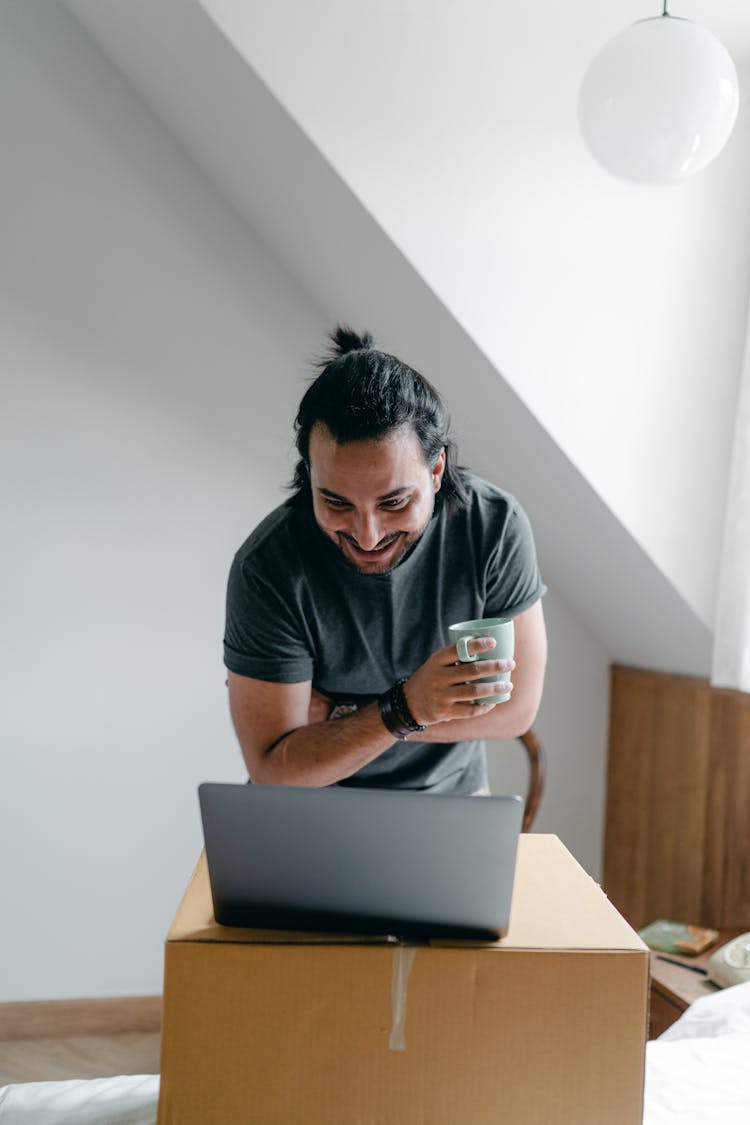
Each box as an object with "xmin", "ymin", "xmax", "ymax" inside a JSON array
[
  {"xmin": 323, "ymin": 498, "xmax": 349, "ymax": 509},
  {"xmin": 381, "ymin": 497, "xmax": 409, "ymax": 509}
]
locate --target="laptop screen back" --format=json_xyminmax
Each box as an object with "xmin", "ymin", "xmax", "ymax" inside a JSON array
[{"xmin": 198, "ymin": 783, "xmax": 524, "ymax": 941}]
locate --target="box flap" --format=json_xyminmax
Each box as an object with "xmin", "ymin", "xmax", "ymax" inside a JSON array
[
  {"xmin": 167, "ymin": 835, "xmax": 646, "ymax": 952},
  {"xmin": 499, "ymin": 834, "xmax": 647, "ymax": 951}
]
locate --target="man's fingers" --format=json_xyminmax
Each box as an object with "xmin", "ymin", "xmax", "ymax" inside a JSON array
[
  {"xmin": 466, "ymin": 636, "xmax": 497, "ymax": 656},
  {"xmin": 453, "ymin": 679, "xmax": 513, "ymax": 703},
  {"xmin": 455, "ymin": 698, "xmax": 499, "ymax": 716},
  {"xmin": 449, "ymin": 658, "xmax": 515, "ymax": 682},
  {"xmin": 463, "ymin": 636, "xmax": 497, "ymax": 659},
  {"xmin": 439, "ymin": 636, "xmax": 497, "ymax": 664}
]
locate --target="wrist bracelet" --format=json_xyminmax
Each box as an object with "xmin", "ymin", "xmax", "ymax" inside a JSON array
[
  {"xmin": 378, "ymin": 688, "xmax": 413, "ymax": 740},
  {"xmin": 391, "ymin": 678, "xmax": 427, "ymax": 734},
  {"xmin": 378, "ymin": 679, "xmax": 427, "ymax": 740}
]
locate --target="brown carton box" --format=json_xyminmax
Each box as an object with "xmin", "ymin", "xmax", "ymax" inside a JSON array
[{"xmin": 158, "ymin": 835, "xmax": 647, "ymax": 1124}]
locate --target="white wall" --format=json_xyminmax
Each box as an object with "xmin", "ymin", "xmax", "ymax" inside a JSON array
[
  {"xmin": 488, "ymin": 587, "xmax": 609, "ymax": 880},
  {"xmin": 0, "ymin": 1, "xmax": 326, "ymax": 1001},
  {"xmin": 199, "ymin": 0, "xmax": 750, "ymax": 629},
  {"xmin": 1, "ymin": 2, "xmax": 609, "ymax": 1002},
  {"xmin": 66, "ymin": 0, "xmax": 715, "ymax": 677}
]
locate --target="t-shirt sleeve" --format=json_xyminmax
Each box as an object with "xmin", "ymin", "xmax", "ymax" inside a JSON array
[
  {"xmin": 223, "ymin": 554, "xmax": 314, "ymax": 683},
  {"xmin": 484, "ymin": 500, "xmax": 546, "ymax": 618}
]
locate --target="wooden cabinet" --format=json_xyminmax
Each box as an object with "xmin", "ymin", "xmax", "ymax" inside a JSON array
[{"xmin": 603, "ymin": 665, "xmax": 750, "ymax": 932}]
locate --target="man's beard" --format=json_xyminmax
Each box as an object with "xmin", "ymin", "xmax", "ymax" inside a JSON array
[{"xmin": 334, "ymin": 526, "xmax": 426, "ymax": 575}]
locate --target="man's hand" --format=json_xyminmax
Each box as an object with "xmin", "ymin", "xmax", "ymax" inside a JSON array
[
  {"xmin": 308, "ymin": 687, "xmax": 333, "ymax": 725},
  {"xmin": 403, "ymin": 601, "xmax": 546, "ymax": 742},
  {"xmin": 403, "ymin": 639, "xmax": 515, "ymax": 726}
]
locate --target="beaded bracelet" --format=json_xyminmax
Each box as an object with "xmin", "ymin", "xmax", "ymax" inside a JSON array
[
  {"xmin": 391, "ymin": 679, "xmax": 427, "ymax": 733},
  {"xmin": 377, "ymin": 678, "xmax": 427, "ymax": 740},
  {"xmin": 377, "ymin": 688, "xmax": 413, "ymax": 740}
]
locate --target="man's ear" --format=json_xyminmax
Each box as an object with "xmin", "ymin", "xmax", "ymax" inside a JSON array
[{"xmin": 433, "ymin": 447, "xmax": 447, "ymax": 492}]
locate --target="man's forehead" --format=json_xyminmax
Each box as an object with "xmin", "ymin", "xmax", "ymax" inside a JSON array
[{"xmin": 308, "ymin": 423, "xmax": 427, "ymax": 492}]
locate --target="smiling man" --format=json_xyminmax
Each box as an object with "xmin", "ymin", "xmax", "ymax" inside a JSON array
[{"xmin": 224, "ymin": 327, "xmax": 547, "ymax": 794}]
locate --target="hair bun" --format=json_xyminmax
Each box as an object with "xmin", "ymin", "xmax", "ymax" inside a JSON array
[{"xmin": 329, "ymin": 325, "xmax": 375, "ymax": 357}]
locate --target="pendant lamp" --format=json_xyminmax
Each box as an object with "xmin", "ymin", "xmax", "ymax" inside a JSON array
[{"xmin": 578, "ymin": 2, "xmax": 739, "ymax": 184}]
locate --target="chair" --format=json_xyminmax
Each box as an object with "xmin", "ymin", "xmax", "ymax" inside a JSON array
[{"xmin": 518, "ymin": 728, "xmax": 545, "ymax": 831}]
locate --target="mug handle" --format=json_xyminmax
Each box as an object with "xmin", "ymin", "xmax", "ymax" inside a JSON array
[{"xmin": 456, "ymin": 635, "xmax": 478, "ymax": 663}]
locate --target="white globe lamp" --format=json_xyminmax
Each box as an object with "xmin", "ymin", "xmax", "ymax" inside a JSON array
[{"xmin": 578, "ymin": 6, "xmax": 739, "ymax": 184}]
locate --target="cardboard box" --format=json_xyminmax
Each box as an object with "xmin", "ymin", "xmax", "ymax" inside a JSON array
[{"xmin": 158, "ymin": 835, "xmax": 647, "ymax": 1125}]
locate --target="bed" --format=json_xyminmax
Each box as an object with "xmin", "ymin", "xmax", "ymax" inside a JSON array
[{"xmin": 2, "ymin": 981, "xmax": 749, "ymax": 1124}]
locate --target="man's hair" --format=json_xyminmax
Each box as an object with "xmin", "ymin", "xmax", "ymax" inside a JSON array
[{"xmin": 289, "ymin": 326, "xmax": 469, "ymax": 513}]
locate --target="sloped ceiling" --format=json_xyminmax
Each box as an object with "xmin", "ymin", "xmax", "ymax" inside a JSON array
[{"xmin": 65, "ymin": 0, "xmax": 722, "ymax": 675}]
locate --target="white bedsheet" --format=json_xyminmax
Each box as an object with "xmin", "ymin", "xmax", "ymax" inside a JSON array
[
  {"xmin": 1, "ymin": 982, "xmax": 749, "ymax": 1124},
  {"xmin": 643, "ymin": 979, "xmax": 750, "ymax": 1125},
  {"xmin": 0, "ymin": 1074, "xmax": 159, "ymax": 1124}
]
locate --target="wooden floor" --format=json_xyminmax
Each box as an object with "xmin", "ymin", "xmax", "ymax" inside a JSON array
[{"xmin": 0, "ymin": 1032, "xmax": 161, "ymax": 1085}]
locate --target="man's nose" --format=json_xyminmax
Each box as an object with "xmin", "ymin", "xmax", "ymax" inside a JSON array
[{"xmin": 353, "ymin": 511, "xmax": 382, "ymax": 550}]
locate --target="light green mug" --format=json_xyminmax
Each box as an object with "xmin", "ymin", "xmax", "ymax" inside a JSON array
[{"xmin": 448, "ymin": 617, "xmax": 514, "ymax": 704}]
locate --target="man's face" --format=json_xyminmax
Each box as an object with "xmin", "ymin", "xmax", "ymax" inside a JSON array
[{"xmin": 308, "ymin": 422, "xmax": 446, "ymax": 575}]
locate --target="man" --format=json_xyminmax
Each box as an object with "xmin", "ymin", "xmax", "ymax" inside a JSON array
[{"xmin": 224, "ymin": 327, "xmax": 547, "ymax": 794}]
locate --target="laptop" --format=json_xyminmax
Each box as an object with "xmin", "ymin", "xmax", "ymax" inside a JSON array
[{"xmin": 198, "ymin": 783, "xmax": 524, "ymax": 941}]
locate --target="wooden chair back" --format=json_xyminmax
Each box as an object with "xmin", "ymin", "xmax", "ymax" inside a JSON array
[{"xmin": 518, "ymin": 728, "xmax": 545, "ymax": 832}]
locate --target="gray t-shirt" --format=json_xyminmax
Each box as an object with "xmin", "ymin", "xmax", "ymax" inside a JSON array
[{"xmin": 224, "ymin": 474, "xmax": 546, "ymax": 793}]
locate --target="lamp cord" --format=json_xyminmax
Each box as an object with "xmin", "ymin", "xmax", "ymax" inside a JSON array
[{"xmin": 662, "ymin": 0, "xmax": 669, "ymax": 15}]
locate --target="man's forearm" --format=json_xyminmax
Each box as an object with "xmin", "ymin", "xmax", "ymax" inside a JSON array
[
  {"xmin": 412, "ymin": 706, "xmax": 532, "ymax": 743},
  {"xmin": 253, "ymin": 699, "xmax": 534, "ymax": 788},
  {"xmin": 251, "ymin": 701, "xmax": 397, "ymax": 787}
]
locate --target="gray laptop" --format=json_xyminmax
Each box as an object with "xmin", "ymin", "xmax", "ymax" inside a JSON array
[{"xmin": 198, "ymin": 783, "xmax": 524, "ymax": 941}]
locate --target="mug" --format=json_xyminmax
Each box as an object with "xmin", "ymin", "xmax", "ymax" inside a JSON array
[{"xmin": 447, "ymin": 617, "xmax": 514, "ymax": 704}]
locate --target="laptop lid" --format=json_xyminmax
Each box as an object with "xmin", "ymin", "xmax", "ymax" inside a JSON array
[{"xmin": 198, "ymin": 783, "xmax": 524, "ymax": 941}]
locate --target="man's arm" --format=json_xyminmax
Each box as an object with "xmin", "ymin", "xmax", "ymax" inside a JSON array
[
  {"xmin": 228, "ymin": 674, "xmax": 401, "ymax": 787},
  {"xmin": 227, "ymin": 617, "xmax": 521, "ymax": 787}
]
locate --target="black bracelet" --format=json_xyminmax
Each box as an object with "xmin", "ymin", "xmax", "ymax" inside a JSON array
[
  {"xmin": 391, "ymin": 678, "xmax": 427, "ymax": 733},
  {"xmin": 378, "ymin": 688, "xmax": 413, "ymax": 740},
  {"xmin": 377, "ymin": 678, "xmax": 427, "ymax": 741}
]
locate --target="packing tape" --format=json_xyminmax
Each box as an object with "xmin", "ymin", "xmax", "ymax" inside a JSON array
[{"xmin": 388, "ymin": 944, "xmax": 417, "ymax": 1051}]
